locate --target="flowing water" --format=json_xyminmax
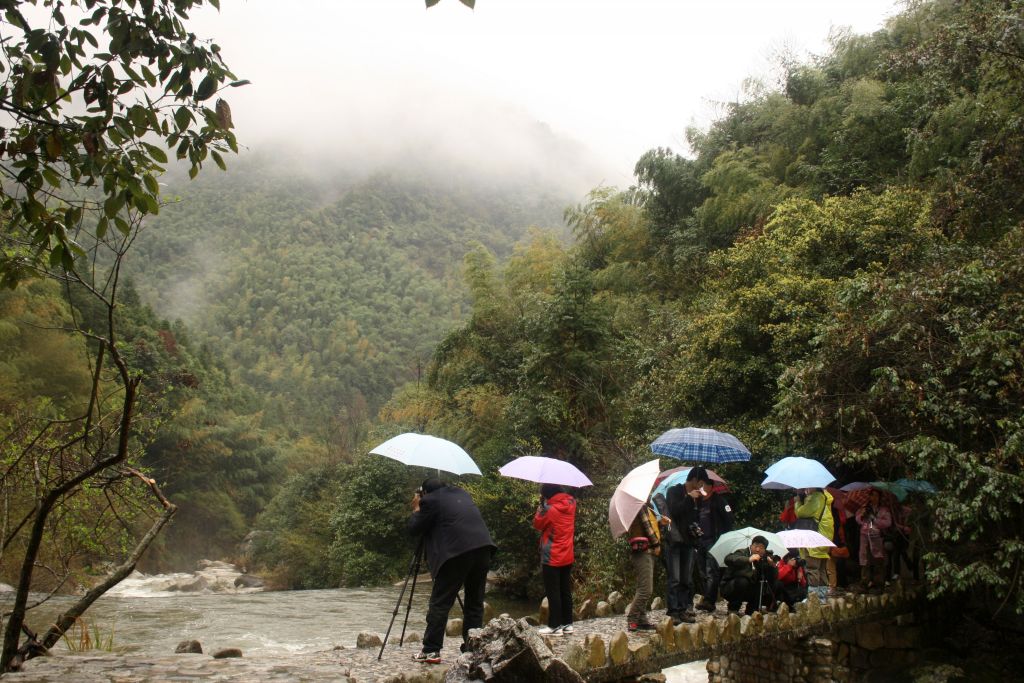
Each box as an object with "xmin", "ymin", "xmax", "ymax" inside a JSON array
[{"xmin": 5, "ymin": 570, "xmax": 708, "ymax": 681}]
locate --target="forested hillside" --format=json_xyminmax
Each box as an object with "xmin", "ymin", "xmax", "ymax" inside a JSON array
[
  {"xmin": 252, "ymin": 0, "xmax": 1024, "ymax": 622},
  {"xmin": 126, "ymin": 160, "xmax": 568, "ymax": 445}
]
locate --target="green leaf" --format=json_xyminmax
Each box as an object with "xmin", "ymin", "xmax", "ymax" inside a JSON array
[
  {"xmin": 41, "ymin": 167, "xmax": 62, "ymax": 188},
  {"xmin": 211, "ymin": 150, "xmax": 226, "ymax": 171},
  {"xmin": 195, "ymin": 74, "xmax": 218, "ymax": 101},
  {"xmin": 143, "ymin": 143, "xmax": 168, "ymax": 164},
  {"xmin": 228, "ymin": 79, "xmax": 250, "ymax": 87},
  {"xmin": 426, "ymin": 0, "xmax": 441, "ymax": 6},
  {"xmin": 459, "ymin": 0, "xmax": 475, "ymax": 7},
  {"xmin": 174, "ymin": 106, "xmax": 193, "ymax": 132}
]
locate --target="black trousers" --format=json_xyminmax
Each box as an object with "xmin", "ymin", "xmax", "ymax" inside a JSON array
[
  {"xmin": 422, "ymin": 546, "xmax": 491, "ymax": 652},
  {"xmin": 542, "ymin": 563, "xmax": 573, "ymax": 628},
  {"xmin": 722, "ymin": 576, "xmax": 779, "ymax": 613}
]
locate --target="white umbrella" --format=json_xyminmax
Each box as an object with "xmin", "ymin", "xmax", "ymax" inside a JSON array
[
  {"xmin": 369, "ymin": 432, "xmax": 482, "ymax": 476},
  {"xmin": 777, "ymin": 529, "xmax": 836, "ymax": 549},
  {"xmin": 608, "ymin": 459, "xmax": 661, "ymax": 538},
  {"xmin": 709, "ymin": 527, "xmax": 788, "ymax": 566}
]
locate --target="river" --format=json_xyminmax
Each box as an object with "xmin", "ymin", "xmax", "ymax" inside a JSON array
[{"xmin": 7, "ymin": 570, "xmax": 708, "ymax": 681}]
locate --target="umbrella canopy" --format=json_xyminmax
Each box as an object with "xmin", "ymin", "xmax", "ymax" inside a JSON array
[
  {"xmin": 499, "ymin": 456, "xmax": 593, "ymax": 488},
  {"xmin": 894, "ymin": 478, "xmax": 937, "ymax": 494},
  {"xmin": 651, "ymin": 466, "xmax": 728, "ymax": 501},
  {"xmin": 761, "ymin": 456, "xmax": 836, "ymax": 490},
  {"xmin": 840, "ymin": 482, "xmax": 906, "ymax": 511},
  {"xmin": 778, "ymin": 529, "xmax": 836, "ymax": 549},
  {"xmin": 709, "ymin": 527, "xmax": 788, "ymax": 567},
  {"xmin": 608, "ymin": 460, "xmax": 661, "ymax": 538},
  {"xmin": 650, "ymin": 427, "xmax": 751, "ymax": 464},
  {"xmin": 369, "ymin": 433, "xmax": 482, "ymax": 476}
]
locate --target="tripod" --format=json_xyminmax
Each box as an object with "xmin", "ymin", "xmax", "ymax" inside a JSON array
[{"xmin": 377, "ymin": 539, "xmax": 465, "ymax": 660}]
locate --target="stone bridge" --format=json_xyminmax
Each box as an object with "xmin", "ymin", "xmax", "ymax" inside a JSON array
[{"xmin": 449, "ymin": 582, "xmax": 927, "ymax": 683}]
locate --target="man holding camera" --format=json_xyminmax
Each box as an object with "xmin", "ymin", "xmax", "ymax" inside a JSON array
[
  {"xmin": 659, "ymin": 467, "xmax": 716, "ymax": 624},
  {"xmin": 776, "ymin": 550, "xmax": 809, "ymax": 608},
  {"xmin": 720, "ymin": 536, "xmax": 780, "ymax": 615},
  {"xmin": 408, "ymin": 478, "xmax": 495, "ymax": 664}
]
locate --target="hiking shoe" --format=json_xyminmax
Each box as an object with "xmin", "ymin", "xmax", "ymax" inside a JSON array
[
  {"xmin": 537, "ymin": 625, "xmax": 563, "ymax": 636},
  {"xmin": 560, "ymin": 625, "xmax": 574, "ymax": 634},
  {"xmin": 695, "ymin": 600, "xmax": 716, "ymax": 612},
  {"xmin": 680, "ymin": 610, "xmax": 697, "ymax": 623},
  {"xmin": 412, "ymin": 651, "xmax": 441, "ymax": 664},
  {"xmin": 628, "ymin": 622, "xmax": 657, "ymax": 632}
]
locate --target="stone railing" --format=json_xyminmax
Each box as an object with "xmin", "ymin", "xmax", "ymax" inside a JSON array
[{"xmin": 447, "ymin": 583, "xmax": 926, "ymax": 683}]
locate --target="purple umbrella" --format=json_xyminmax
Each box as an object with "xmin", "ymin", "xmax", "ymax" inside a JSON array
[{"xmin": 499, "ymin": 456, "xmax": 593, "ymax": 488}]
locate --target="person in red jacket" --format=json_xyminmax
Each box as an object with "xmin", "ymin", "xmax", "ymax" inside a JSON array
[
  {"xmin": 776, "ymin": 550, "xmax": 808, "ymax": 608},
  {"xmin": 533, "ymin": 483, "xmax": 577, "ymax": 635}
]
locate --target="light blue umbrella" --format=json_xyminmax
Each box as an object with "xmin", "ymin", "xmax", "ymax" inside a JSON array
[
  {"xmin": 650, "ymin": 427, "xmax": 751, "ymax": 464},
  {"xmin": 761, "ymin": 456, "xmax": 835, "ymax": 490},
  {"xmin": 369, "ymin": 432, "xmax": 482, "ymax": 476}
]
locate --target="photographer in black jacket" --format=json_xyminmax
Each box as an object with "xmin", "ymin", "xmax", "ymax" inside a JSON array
[
  {"xmin": 408, "ymin": 478, "xmax": 496, "ymax": 664},
  {"xmin": 720, "ymin": 536, "xmax": 780, "ymax": 615}
]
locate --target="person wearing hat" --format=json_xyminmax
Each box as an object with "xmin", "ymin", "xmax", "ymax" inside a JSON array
[
  {"xmin": 719, "ymin": 536, "xmax": 780, "ymax": 614},
  {"xmin": 408, "ymin": 478, "xmax": 496, "ymax": 664}
]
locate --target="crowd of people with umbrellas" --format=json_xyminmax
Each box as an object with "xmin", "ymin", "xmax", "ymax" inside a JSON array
[{"xmin": 368, "ymin": 429, "xmax": 933, "ymax": 664}]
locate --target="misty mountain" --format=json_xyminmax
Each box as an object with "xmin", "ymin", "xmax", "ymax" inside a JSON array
[{"xmin": 126, "ymin": 152, "xmax": 575, "ymax": 451}]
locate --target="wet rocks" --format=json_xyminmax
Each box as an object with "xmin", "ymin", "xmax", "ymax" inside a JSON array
[
  {"xmin": 356, "ymin": 632, "xmax": 384, "ymax": 649},
  {"xmin": 212, "ymin": 648, "xmax": 243, "ymax": 659},
  {"xmin": 446, "ymin": 616, "xmax": 583, "ymax": 682},
  {"xmin": 445, "ymin": 618, "xmax": 463, "ymax": 636},
  {"xmin": 234, "ymin": 574, "xmax": 264, "ymax": 589},
  {"xmin": 174, "ymin": 640, "xmax": 203, "ymax": 654}
]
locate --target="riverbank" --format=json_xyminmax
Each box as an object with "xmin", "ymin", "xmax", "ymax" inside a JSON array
[{"xmin": 5, "ymin": 607, "xmax": 711, "ymax": 682}]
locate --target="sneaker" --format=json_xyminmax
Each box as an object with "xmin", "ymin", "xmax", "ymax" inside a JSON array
[
  {"xmin": 679, "ymin": 610, "xmax": 697, "ymax": 623},
  {"xmin": 627, "ymin": 622, "xmax": 657, "ymax": 632},
  {"xmin": 695, "ymin": 600, "xmax": 716, "ymax": 612},
  {"xmin": 412, "ymin": 651, "xmax": 441, "ymax": 664},
  {"xmin": 537, "ymin": 626, "xmax": 563, "ymax": 636},
  {"xmin": 560, "ymin": 625, "xmax": 574, "ymax": 634}
]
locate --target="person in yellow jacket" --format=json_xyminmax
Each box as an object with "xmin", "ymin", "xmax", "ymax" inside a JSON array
[{"xmin": 794, "ymin": 487, "xmax": 834, "ymax": 600}]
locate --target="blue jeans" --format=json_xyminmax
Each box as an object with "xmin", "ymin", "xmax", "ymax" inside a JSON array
[{"xmin": 663, "ymin": 543, "xmax": 696, "ymax": 615}]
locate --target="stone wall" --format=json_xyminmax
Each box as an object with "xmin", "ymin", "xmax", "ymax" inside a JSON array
[{"xmin": 708, "ymin": 611, "xmax": 923, "ymax": 683}]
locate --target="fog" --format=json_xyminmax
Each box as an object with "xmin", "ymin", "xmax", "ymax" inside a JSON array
[{"xmin": 187, "ymin": 0, "xmax": 900, "ymax": 193}]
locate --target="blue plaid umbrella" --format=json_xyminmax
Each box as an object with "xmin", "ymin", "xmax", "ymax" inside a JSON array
[{"xmin": 650, "ymin": 427, "xmax": 751, "ymax": 464}]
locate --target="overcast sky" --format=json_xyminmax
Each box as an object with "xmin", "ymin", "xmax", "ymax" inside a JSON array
[{"xmin": 190, "ymin": 0, "xmax": 902, "ymax": 186}]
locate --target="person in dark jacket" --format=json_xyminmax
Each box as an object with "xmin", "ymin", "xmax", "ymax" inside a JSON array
[
  {"xmin": 720, "ymin": 536, "xmax": 780, "ymax": 615},
  {"xmin": 692, "ymin": 475, "xmax": 734, "ymax": 612},
  {"xmin": 408, "ymin": 478, "xmax": 496, "ymax": 664},
  {"xmin": 662, "ymin": 468, "xmax": 716, "ymax": 624},
  {"xmin": 532, "ymin": 483, "xmax": 576, "ymax": 635}
]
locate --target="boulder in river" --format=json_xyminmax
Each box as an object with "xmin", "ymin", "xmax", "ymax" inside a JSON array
[
  {"xmin": 356, "ymin": 631, "xmax": 383, "ymax": 649},
  {"xmin": 172, "ymin": 576, "xmax": 208, "ymax": 593},
  {"xmin": 233, "ymin": 574, "xmax": 264, "ymax": 589},
  {"xmin": 174, "ymin": 640, "xmax": 203, "ymax": 654},
  {"xmin": 212, "ymin": 648, "xmax": 243, "ymax": 659}
]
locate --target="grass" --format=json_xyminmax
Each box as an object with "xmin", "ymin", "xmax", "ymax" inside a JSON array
[{"xmin": 58, "ymin": 616, "xmax": 116, "ymax": 652}]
